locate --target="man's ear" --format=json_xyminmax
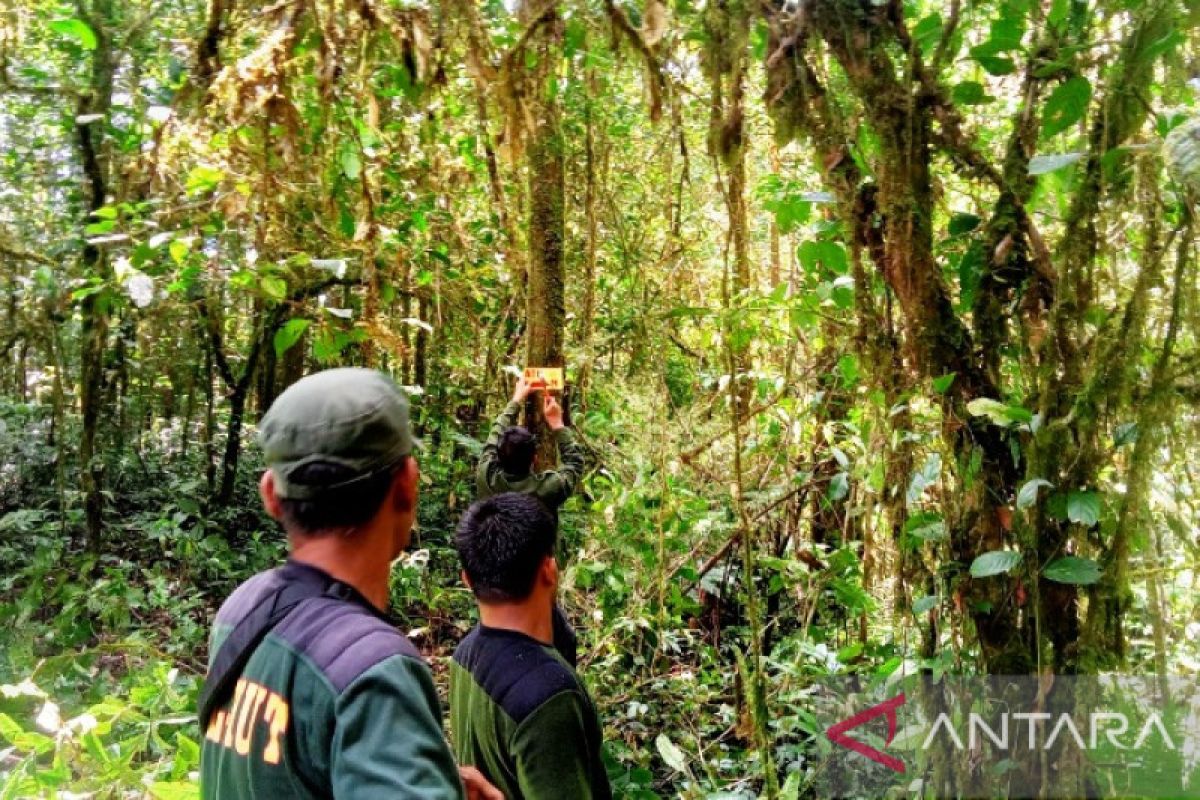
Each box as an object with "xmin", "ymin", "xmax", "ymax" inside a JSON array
[
  {"xmin": 460, "ymin": 569, "xmax": 473, "ymax": 590},
  {"xmin": 539, "ymin": 554, "xmax": 558, "ymax": 587},
  {"xmin": 260, "ymin": 470, "xmax": 284, "ymax": 521},
  {"xmin": 391, "ymin": 456, "xmax": 419, "ymax": 513}
]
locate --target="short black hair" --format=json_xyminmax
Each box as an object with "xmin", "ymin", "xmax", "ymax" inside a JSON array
[
  {"xmin": 455, "ymin": 492, "xmax": 557, "ymax": 603},
  {"xmin": 278, "ymin": 458, "xmax": 405, "ymax": 534},
  {"xmin": 497, "ymin": 426, "xmax": 536, "ymax": 476}
]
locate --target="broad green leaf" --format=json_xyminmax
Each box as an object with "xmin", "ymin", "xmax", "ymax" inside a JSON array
[
  {"xmin": 273, "ymin": 318, "xmax": 310, "ymax": 357},
  {"xmin": 904, "ymin": 512, "xmax": 946, "ymax": 542},
  {"xmin": 1043, "ymin": 556, "xmax": 1102, "ymax": 585},
  {"xmin": 912, "ymin": 14, "xmax": 942, "ymax": 56},
  {"xmin": 1113, "ymin": 422, "xmax": 1138, "ymax": 447},
  {"xmin": 1042, "ymin": 77, "xmax": 1091, "ymax": 138},
  {"xmin": 1067, "ymin": 490, "xmax": 1100, "ymax": 526},
  {"xmin": 168, "ymin": 239, "xmax": 191, "ymax": 265},
  {"xmin": 932, "ymin": 372, "xmax": 956, "ymax": 393},
  {"xmin": 260, "ymin": 275, "xmax": 287, "ymax": 302},
  {"xmin": 655, "ymin": 733, "xmax": 689, "ymax": 774},
  {"xmin": 49, "ymin": 18, "xmax": 97, "ymax": 50},
  {"xmin": 952, "ymin": 81, "xmax": 992, "ymax": 106},
  {"xmin": 837, "ymin": 642, "xmax": 863, "ymax": 663},
  {"xmin": 970, "ymin": 550, "xmax": 1023, "ymax": 578},
  {"xmin": 1016, "ymin": 478, "xmax": 1054, "ymax": 510},
  {"xmin": 185, "ymin": 165, "xmax": 224, "ymax": 196},
  {"xmin": 948, "ymin": 213, "xmax": 981, "ymax": 236},
  {"xmin": 340, "ymin": 145, "xmax": 362, "ymax": 181},
  {"xmin": 966, "ymin": 398, "xmax": 1032, "ymax": 426},
  {"xmin": 979, "ymin": 56, "xmax": 1015, "ymax": 75},
  {"xmin": 1029, "ymin": 152, "xmax": 1084, "ymax": 175},
  {"xmin": 827, "ymin": 472, "xmax": 849, "ymax": 503}
]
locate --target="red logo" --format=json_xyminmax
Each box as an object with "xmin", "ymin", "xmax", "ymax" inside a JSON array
[{"xmin": 825, "ymin": 692, "xmax": 907, "ymax": 773}]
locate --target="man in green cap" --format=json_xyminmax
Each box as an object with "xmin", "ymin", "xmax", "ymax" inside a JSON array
[{"xmin": 199, "ymin": 367, "xmax": 498, "ymax": 800}]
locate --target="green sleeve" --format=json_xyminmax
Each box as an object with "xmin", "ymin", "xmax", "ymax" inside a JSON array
[
  {"xmin": 538, "ymin": 428, "xmax": 585, "ymax": 507},
  {"xmin": 477, "ymin": 401, "xmax": 522, "ymax": 496},
  {"xmin": 511, "ymin": 691, "xmax": 597, "ymax": 800},
  {"xmin": 330, "ymin": 655, "xmax": 463, "ymax": 800}
]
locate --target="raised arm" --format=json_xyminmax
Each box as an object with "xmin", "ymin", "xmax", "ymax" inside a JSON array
[
  {"xmin": 539, "ymin": 394, "xmax": 585, "ymax": 507},
  {"xmin": 477, "ymin": 376, "xmax": 540, "ymax": 493}
]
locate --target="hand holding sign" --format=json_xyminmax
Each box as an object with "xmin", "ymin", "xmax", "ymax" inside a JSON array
[
  {"xmin": 543, "ymin": 393, "xmax": 565, "ymax": 430},
  {"xmin": 510, "ymin": 373, "xmax": 545, "ymax": 403}
]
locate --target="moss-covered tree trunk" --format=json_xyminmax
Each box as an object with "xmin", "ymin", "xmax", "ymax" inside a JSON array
[
  {"xmin": 519, "ymin": 0, "xmax": 565, "ymax": 466},
  {"xmin": 77, "ymin": 0, "xmax": 115, "ymax": 553}
]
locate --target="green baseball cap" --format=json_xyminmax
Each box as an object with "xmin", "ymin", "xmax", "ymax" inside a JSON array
[{"xmin": 258, "ymin": 368, "xmax": 416, "ymax": 500}]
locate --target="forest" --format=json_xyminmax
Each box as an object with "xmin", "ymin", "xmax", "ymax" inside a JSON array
[{"xmin": 1, "ymin": 0, "xmax": 1199, "ymax": 796}]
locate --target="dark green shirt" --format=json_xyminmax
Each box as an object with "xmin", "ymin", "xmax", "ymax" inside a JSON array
[
  {"xmin": 200, "ymin": 562, "xmax": 463, "ymax": 799},
  {"xmin": 450, "ymin": 625, "xmax": 611, "ymax": 800},
  {"xmin": 476, "ymin": 401, "xmax": 585, "ymax": 509}
]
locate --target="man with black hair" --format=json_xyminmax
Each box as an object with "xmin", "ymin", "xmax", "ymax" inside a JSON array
[
  {"xmin": 476, "ymin": 374, "xmax": 585, "ymax": 511},
  {"xmin": 476, "ymin": 374, "xmax": 586, "ymax": 666},
  {"xmin": 450, "ymin": 493, "xmax": 612, "ymax": 800},
  {"xmin": 199, "ymin": 368, "xmax": 498, "ymax": 800}
]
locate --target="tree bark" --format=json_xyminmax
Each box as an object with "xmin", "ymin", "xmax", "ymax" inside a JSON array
[
  {"xmin": 77, "ymin": 0, "xmax": 115, "ymax": 553},
  {"xmin": 518, "ymin": 0, "xmax": 565, "ymax": 466}
]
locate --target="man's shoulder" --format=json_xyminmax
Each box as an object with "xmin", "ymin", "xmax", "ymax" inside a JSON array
[
  {"xmin": 453, "ymin": 626, "xmax": 581, "ymax": 725},
  {"xmin": 272, "ymin": 595, "xmax": 424, "ymax": 693},
  {"xmin": 215, "ymin": 567, "xmax": 424, "ymax": 695}
]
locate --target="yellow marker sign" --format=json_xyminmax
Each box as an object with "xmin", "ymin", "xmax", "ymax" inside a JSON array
[{"xmin": 524, "ymin": 367, "xmax": 564, "ymax": 392}]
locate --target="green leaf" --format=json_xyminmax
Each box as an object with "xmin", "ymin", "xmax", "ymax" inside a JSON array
[
  {"xmin": 1016, "ymin": 478, "xmax": 1054, "ymax": 510},
  {"xmin": 1029, "ymin": 152, "xmax": 1084, "ymax": 175},
  {"xmin": 1113, "ymin": 422, "xmax": 1138, "ymax": 447},
  {"xmin": 827, "ymin": 472, "xmax": 849, "ymax": 503},
  {"xmin": 837, "ymin": 642, "xmax": 863, "ymax": 663},
  {"xmin": 952, "ymin": 81, "xmax": 992, "ymax": 106},
  {"xmin": 1042, "ymin": 76, "xmax": 1091, "ymax": 138},
  {"xmin": 932, "ymin": 372, "xmax": 956, "ymax": 393},
  {"xmin": 49, "ymin": 18, "xmax": 97, "ymax": 50},
  {"xmin": 966, "ymin": 398, "xmax": 1032, "ymax": 426},
  {"xmin": 185, "ymin": 165, "xmax": 224, "ymax": 196},
  {"xmin": 912, "ymin": 13, "xmax": 943, "ymax": 57},
  {"xmin": 974, "ymin": 53, "xmax": 1016, "ymax": 76},
  {"xmin": 837, "ymin": 354, "xmax": 859, "ymax": 386},
  {"xmin": 339, "ymin": 144, "xmax": 362, "ymax": 181},
  {"xmin": 1043, "ymin": 556, "xmax": 1102, "ymax": 585},
  {"xmin": 260, "ymin": 275, "xmax": 287, "ymax": 302},
  {"xmin": 273, "ymin": 318, "xmax": 310, "ymax": 357},
  {"xmin": 904, "ymin": 512, "xmax": 947, "ymax": 542},
  {"xmin": 948, "ymin": 213, "xmax": 981, "ymax": 236},
  {"xmin": 798, "ymin": 240, "xmax": 848, "ymax": 275},
  {"xmin": 655, "ymin": 733, "xmax": 689, "ymax": 774},
  {"xmin": 913, "ymin": 595, "xmax": 939, "ymax": 614},
  {"xmin": 1067, "ymin": 490, "xmax": 1100, "ymax": 526},
  {"xmin": 168, "ymin": 239, "xmax": 191, "ymax": 266},
  {"xmin": 970, "ymin": 550, "xmax": 1023, "ymax": 578}
]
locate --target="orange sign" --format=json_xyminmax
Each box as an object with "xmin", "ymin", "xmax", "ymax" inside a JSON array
[{"xmin": 523, "ymin": 367, "xmax": 564, "ymax": 391}]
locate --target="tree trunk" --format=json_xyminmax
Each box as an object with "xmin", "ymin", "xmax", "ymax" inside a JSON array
[
  {"xmin": 77, "ymin": 0, "xmax": 115, "ymax": 553},
  {"xmin": 519, "ymin": 0, "xmax": 565, "ymax": 466}
]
